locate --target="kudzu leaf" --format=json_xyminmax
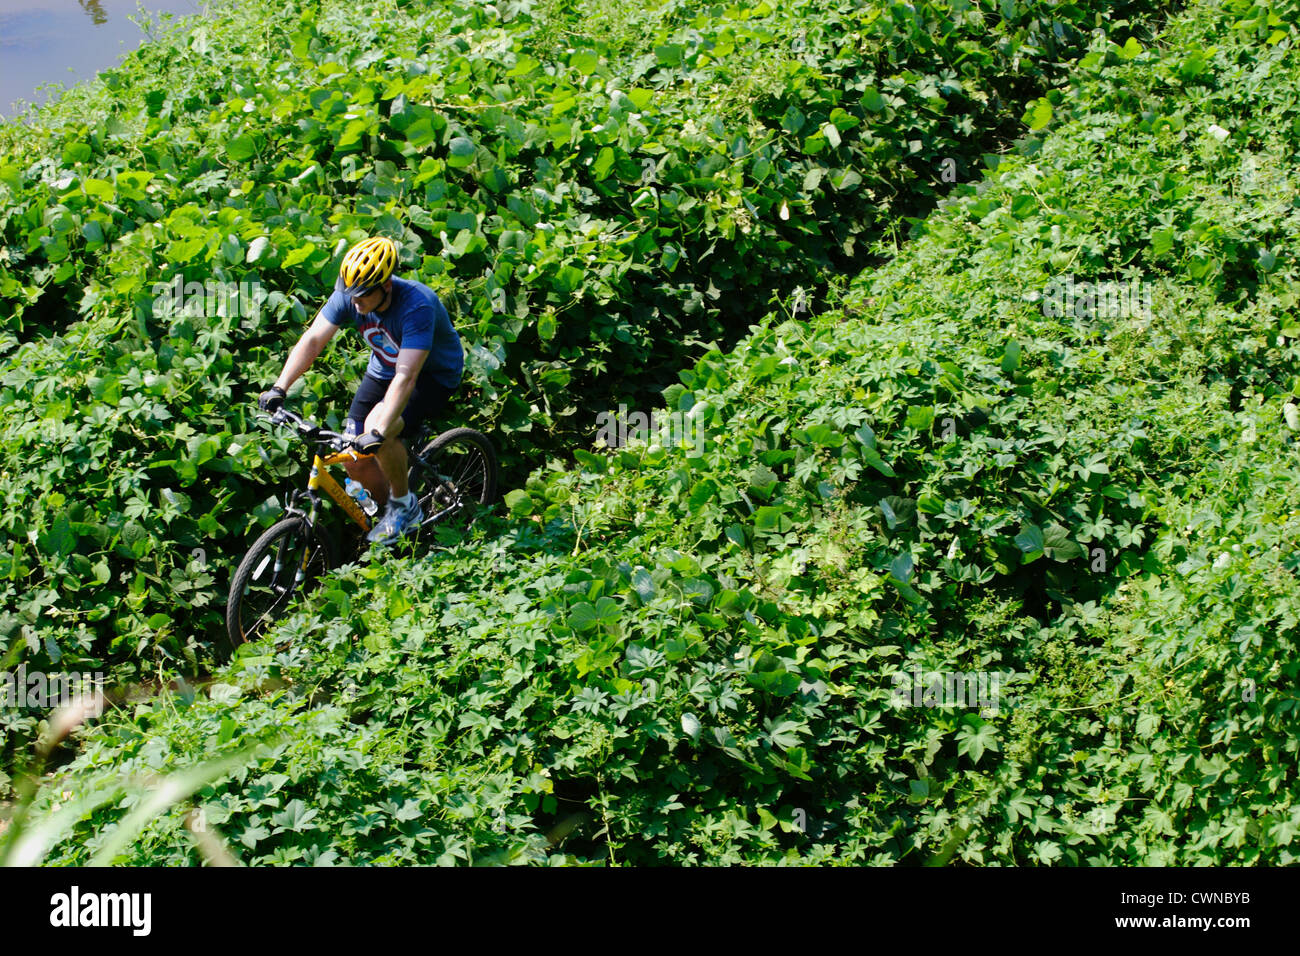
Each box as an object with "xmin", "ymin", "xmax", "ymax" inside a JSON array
[
  {"xmin": 631, "ymin": 568, "xmax": 656, "ymax": 604},
  {"xmin": 1023, "ymin": 98, "xmax": 1052, "ymax": 131},
  {"xmin": 568, "ymin": 602, "xmax": 599, "ymax": 631},
  {"xmin": 504, "ymin": 489, "xmax": 533, "ymax": 516},
  {"xmin": 1001, "ymin": 340, "xmax": 1021, "ymax": 375},
  {"xmin": 227, "ymin": 135, "xmax": 258, "ymax": 162},
  {"xmin": 905, "ymin": 405, "xmax": 935, "ymax": 430},
  {"xmin": 862, "ymin": 447, "xmax": 895, "ymax": 477},
  {"xmin": 1151, "ymin": 227, "xmax": 1175, "ymax": 257},
  {"xmin": 1042, "ymin": 524, "xmax": 1084, "ymax": 560},
  {"xmin": 889, "ymin": 551, "xmax": 914, "ymax": 583},
  {"xmin": 681, "ymin": 712, "xmax": 701, "ymax": 742},
  {"xmin": 879, "ymin": 497, "xmax": 898, "ymax": 529},
  {"xmin": 508, "ymin": 55, "xmax": 540, "ymax": 77},
  {"xmin": 571, "ymin": 50, "xmax": 600, "ymax": 75},
  {"xmin": 447, "ymin": 136, "xmax": 476, "ymax": 168},
  {"xmin": 1015, "ymin": 524, "xmax": 1045, "ymax": 555},
  {"xmin": 281, "ymin": 242, "xmax": 317, "ymax": 269},
  {"xmin": 245, "ymin": 236, "xmax": 270, "ymax": 263},
  {"xmin": 404, "ymin": 117, "xmax": 439, "ymax": 149}
]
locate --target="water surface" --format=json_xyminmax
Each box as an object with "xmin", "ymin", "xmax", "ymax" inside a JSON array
[{"xmin": 0, "ymin": 0, "xmax": 204, "ymax": 119}]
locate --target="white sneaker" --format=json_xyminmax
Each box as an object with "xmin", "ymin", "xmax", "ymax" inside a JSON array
[{"xmin": 366, "ymin": 493, "xmax": 422, "ymax": 546}]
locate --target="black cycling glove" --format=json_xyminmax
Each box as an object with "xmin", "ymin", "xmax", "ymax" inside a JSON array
[
  {"xmin": 258, "ymin": 385, "xmax": 286, "ymax": 412},
  {"xmin": 352, "ymin": 429, "xmax": 385, "ymax": 454}
]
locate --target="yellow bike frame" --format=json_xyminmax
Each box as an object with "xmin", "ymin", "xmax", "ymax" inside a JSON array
[{"xmin": 309, "ymin": 448, "xmax": 376, "ymax": 532}]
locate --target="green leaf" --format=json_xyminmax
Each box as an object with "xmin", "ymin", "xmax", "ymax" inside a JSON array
[
  {"xmin": 905, "ymin": 405, "xmax": 934, "ymax": 430},
  {"xmin": 764, "ymin": 718, "xmax": 803, "ymax": 751},
  {"xmin": 82, "ymin": 178, "xmax": 114, "ymax": 202},
  {"xmin": 508, "ymin": 55, "xmax": 540, "ymax": 77},
  {"xmin": 681, "ymin": 712, "xmax": 701, "ymax": 742},
  {"xmin": 1023, "ymin": 98, "xmax": 1053, "ymax": 131},
  {"xmin": 227, "ymin": 135, "xmax": 258, "ymax": 162},
  {"xmin": 1042, "ymin": 524, "xmax": 1084, "ymax": 560},
  {"xmin": 404, "ymin": 117, "xmax": 439, "ymax": 149},
  {"xmin": 504, "ymin": 489, "xmax": 533, "ymax": 516},
  {"xmin": 1015, "ymin": 524, "xmax": 1045, "ymax": 556},
  {"xmin": 62, "ymin": 142, "xmax": 92, "ymax": 165},
  {"xmin": 1151, "ymin": 227, "xmax": 1175, "ymax": 257},
  {"xmin": 592, "ymin": 146, "xmax": 615, "ymax": 181},
  {"xmin": 862, "ymin": 446, "xmax": 895, "ymax": 477},
  {"xmin": 748, "ymin": 651, "xmax": 800, "ymax": 696},
  {"xmin": 88, "ymin": 743, "xmax": 271, "ymax": 865},
  {"xmin": 537, "ymin": 312, "xmax": 557, "ymax": 342},
  {"xmin": 889, "ymin": 551, "xmax": 914, "ymax": 583},
  {"xmin": 245, "ymin": 236, "xmax": 270, "ymax": 264},
  {"xmin": 654, "ymin": 43, "xmax": 683, "ymax": 66},
  {"xmin": 553, "ymin": 265, "xmax": 583, "ymax": 293},
  {"xmin": 627, "ymin": 88, "xmax": 653, "ymax": 110},
  {"xmin": 631, "ymin": 568, "xmax": 656, "ymax": 603},
  {"xmin": 1001, "ymin": 340, "xmax": 1021, "ymax": 375},
  {"xmin": 39, "ymin": 513, "xmax": 76, "ymax": 558},
  {"xmin": 115, "ymin": 170, "xmax": 152, "ymax": 201},
  {"xmin": 879, "ymin": 497, "xmax": 899, "ymax": 529},
  {"xmin": 571, "ymin": 50, "xmax": 600, "ymax": 75},
  {"xmin": 569, "ymin": 602, "xmax": 599, "ymax": 631},
  {"xmin": 447, "ymin": 136, "xmax": 476, "ymax": 168},
  {"xmin": 271, "ymin": 798, "xmax": 320, "ymax": 833},
  {"xmin": 753, "ymin": 505, "xmax": 791, "ymax": 532},
  {"xmin": 957, "ymin": 721, "xmax": 999, "ymax": 764},
  {"xmin": 1284, "ymin": 403, "xmax": 1300, "ymax": 432},
  {"xmin": 281, "ymin": 242, "xmax": 317, "ymax": 269}
]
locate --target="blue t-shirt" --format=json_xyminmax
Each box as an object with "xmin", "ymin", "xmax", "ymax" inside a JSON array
[{"xmin": 321, "ymin": 277, "xmax": 463, "ymax": 390}]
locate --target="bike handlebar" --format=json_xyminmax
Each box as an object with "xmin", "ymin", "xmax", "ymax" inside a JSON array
[{"xmin": 267, "ymin": 407, "xmax": 354, "ymax": 453}]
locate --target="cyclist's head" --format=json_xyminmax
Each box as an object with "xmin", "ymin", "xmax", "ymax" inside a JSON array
[{"xmin": 336, "ymin": 236, "xmax": 398, "ymax": 298}]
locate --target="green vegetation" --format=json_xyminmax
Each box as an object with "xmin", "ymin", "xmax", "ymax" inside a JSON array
[
  {"xmin": 0, "ymin": 0, "xmax": 1162, "ymax": 701},
  {"xmin": 5, "ymin": 0, "xmax": 1297, "ymax": 865}
]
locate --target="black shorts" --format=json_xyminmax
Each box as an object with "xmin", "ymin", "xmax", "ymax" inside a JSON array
[{"xmin": 344, "ymin": 374, "xmax": 455, "ymax": 443}]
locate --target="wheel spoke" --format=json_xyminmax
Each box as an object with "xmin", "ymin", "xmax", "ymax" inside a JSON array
[
  {"xmin": 409, "ymin": 431, "xmax": 496, "ymax": 535},
  {"xmin": 229, "ymin": 518, "xmax": 330, "ymax": 646}
]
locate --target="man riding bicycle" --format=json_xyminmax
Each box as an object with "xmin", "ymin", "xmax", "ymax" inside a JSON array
[{"xmin": 258, "ymin": 236, "xmax": 464, "ymax": 546}]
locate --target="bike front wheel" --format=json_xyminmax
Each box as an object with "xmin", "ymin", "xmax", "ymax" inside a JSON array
[
  {"xmin": 226, "ymin": 516, "xmax": 334, "ymax": 647},
  {"xmin": 409, "ymin": 427, "xmax": 498, "ymax": 535}
]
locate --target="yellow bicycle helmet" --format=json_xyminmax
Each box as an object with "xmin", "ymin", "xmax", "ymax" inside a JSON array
[{"xmin": 336, "ymin": 236, "xmax": 398, "ymax": 297}]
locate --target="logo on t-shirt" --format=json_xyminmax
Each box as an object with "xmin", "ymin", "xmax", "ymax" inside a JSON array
[{"xmin": 361, "ymin": 321, "xmax": 400, "ymax": 365}]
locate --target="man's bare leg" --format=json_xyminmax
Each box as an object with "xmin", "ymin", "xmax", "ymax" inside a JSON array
[
  {"xmin": 363, "ymin": 404, "xmax": 410, "ymax": 500},
  {"xmin": 343, "ymin": 456, "xmax": 389, "ymax": 508},
  {"xmin": 375, "ymin": 434, "xmax": 410, "ymax": 499}
]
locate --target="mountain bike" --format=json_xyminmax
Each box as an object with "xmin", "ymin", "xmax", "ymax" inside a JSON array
[{"xmin": 225, "ymin": 406, "xmax": 497, "ymax": 647}]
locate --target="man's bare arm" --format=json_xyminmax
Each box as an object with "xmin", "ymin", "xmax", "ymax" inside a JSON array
[{"xmin": 370, "ymin": 347, "xmax": 430, "ymax": 436}]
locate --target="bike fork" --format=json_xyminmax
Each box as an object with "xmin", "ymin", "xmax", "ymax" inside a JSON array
[
  {"xmin": 294, "ymin": 499, "xmax": 321, "ymax": 585},
  {"xmin": 274, "ymin": 496, "xmax": 319, "ymax": 588}
]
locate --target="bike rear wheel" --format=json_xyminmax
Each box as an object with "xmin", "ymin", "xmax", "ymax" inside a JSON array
[
  {"xmin": 226, "ymin": 516, "xmax": 334, "ymax": 646},
  {"xmin": 409, "ymin": 427, "xmax": 498, "ymax": 535}
]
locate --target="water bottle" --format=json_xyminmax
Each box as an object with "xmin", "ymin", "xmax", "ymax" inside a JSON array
[{"xmin": 345, "ymin": 478, "xmax": 379, "ymax": 517}]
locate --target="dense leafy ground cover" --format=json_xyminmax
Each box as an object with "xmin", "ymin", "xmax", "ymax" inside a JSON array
[
  {"xmin": 0, "ymin": 0, "xmax": 1170, "ymax": 749},
  {"xmin": 5, "ymin": 0, "xmax": 1296, "ymax": 865}
]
